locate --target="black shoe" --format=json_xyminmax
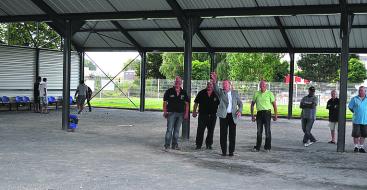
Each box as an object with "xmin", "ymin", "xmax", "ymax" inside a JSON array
[
  {"xmin": 228, "ymin": 153, "xmax": 234, "ymax": 156},
  {"xmin": 221, "ymin": 153, "xmax": 226, "ymax": 156},
  {"xmin": 252, "ymin": 147, "xmax": 260, "ymax": 152},
  {"xmin": 195, "ymin": 146, "xmax": 201, "ymax": 150},
  {"xmin": 164, "ymin": 145, "xmax": 169, "ymax": 150},
  {"xmin": 359, "ymin": 148, "xmax": 366, "ymax": 153},
  {"xmin": 354, "ymin": 147, "xmax": 359, "ymax": 152},
  {"xmin": 172, "ymin": 145, "xmax": 180, "ymax": 150},
  {"xmin": 206, "ymin": 145, "xmax": 212, "ymax": 150}
]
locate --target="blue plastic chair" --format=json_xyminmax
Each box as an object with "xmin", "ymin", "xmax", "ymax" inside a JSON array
[
  {"xmin": 48, "ymin": 96, "xmax": 58, "ymax": 110},
  {"xmin": 70, "ymin": 96, "xmax": 74, "ymax": 105},
  {"xmin": 15, "ymin": 96, "xmax": 24, "ymax": 111},
  {"xmin": 23, "ymin": 96, "xmax": 32, "ymax": 110},
  {"xmin": 68, "ymin": 114, "xmax": 79, "ymax": 131},
  {"xmin": 1, "ymin": 96, "xmax": 11, "ymax": 111}
]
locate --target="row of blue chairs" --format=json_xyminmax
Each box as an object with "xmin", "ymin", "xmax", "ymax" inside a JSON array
[{"xmin": 0, "ymin": 96, "xmax": 75, "ymax": 111}]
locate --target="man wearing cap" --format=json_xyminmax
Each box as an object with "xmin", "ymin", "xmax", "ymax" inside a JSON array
[
  {"xmin": 300, "ymin": 86, "xmax": 318, "ymax": 147},
  {"xmin": 251, "ymin": 80, "xmax": 278, "ymax": 152},
  {"xmin": 348, "ymin": 86, "xmax": 367, "ymax": 153}
]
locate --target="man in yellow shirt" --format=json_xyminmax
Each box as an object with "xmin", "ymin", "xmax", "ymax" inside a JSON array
[{"xmin": 251, "ymin": 80, "xmax": 278, "ymax": 152}]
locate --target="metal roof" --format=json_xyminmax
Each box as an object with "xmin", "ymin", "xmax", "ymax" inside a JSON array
[{"xmin": 0, "ymin": 0, "xmax": 367, "ymax": 53}]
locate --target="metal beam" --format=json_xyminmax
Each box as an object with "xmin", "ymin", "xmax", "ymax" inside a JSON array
[
  {"xmin": 166, "ymin": 0, "xmax": 188, "ymax": 30},
  {"xmin": 2, "ymin": 4, "xmax": 367, "ymax": 22},
  {"xmin": 288, "ymin": 53, "xmax": 295, "ymax": 119},
  {"xmin": 62, "ymin": 19, "xmax": 72, "ymax": 130},
  {"xmin": 70, "ymin": 24, "xmax": 367, "ymax": 33},
  {"xmin": 111, "ymin": 21, "xmax": 144, "ymax": 52},
  {"xmin": 83, "ymin": 47, "xmax": 367, "ymax": 53},
  {"xmin": 140, "ymin": 51, "xmax": 147, "ymax": 112},
  {"xmin": 337, "ymin": 0, "xmax": 351, "ymax": 153},
  {"xmin": 79, "ymin": 51, "xmax": 84, "ymax": 82},
  {"xmin": 274, "ymin": 16, "xmax": 293, "ymax": 52},
  {"xmin": 210, "ymin": 52, "xmax": 216, "ymax": 72}
]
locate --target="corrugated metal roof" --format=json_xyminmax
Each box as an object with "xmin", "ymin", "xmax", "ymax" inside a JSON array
[
  {"xmin": 44, "ymin": 0, "xmax": 115, "ymax": 13},
  {"xmin": 80, "ymin": 21, "xmax": 117, "ymax": 30},
  {"xmin": 281, "ymin": 15, "xmax": 340, "ymax": 26},
  {"xmin": 151, "ymin": 19, "xmax": 181, "ymax": 28},
  {"xmin": 353, "ymin": 14, "xmax": 367, "ymax": 25},
  {"xmin": 160, "ymin": 31, "xmax": 205, "ymax": 48},
  {"xmin": 178, "ymin": 0, "xmax": 339, "ymax": 9},
  {"xmin": 243, "ymin": 30, "xmax": 286, "ymax": 48},
  {"xmin": 98, "ymin": 32, "xmax": 134, "ymax": 48},
  {"xmin": 177, "ymin": 0, "xmax": 257, "ymax": 9},
  {"xmin": 350, "ymin": 29, "xmax": 367, "ymax": 48},
  {"xmin": 118, "ymin": 20, "xmax": 159, "ymax": 29},
  {"xmin": 201, "ymin": 17, "xmax": 277, "ymax": 27},
  {"xmin": 201, "ymin": 30, "xmax": 249, "ymax": 48},
  {"xmin": 129, "ymin": 31, "xmax": 176, "ymax": 47},
  {"xmin": 286, "ymin": 29, "xmax": 338, "ymax": 48},
  {"xmin": 0, "ymin": 0, "xmax": 44, "ymax": 15},
  {"xmin": 107, "ymin": 0, "xmax": 171, "ymax": 11},
  {"xmin": 83, "ymin": 33, "xmax": 110, "ymax": 48},
  {"xmin": 72, "ymin": 32, "xmax": 90, "ymax": 47},
  {"xmin": 349, "ymin": 0, "xmax": 367, "ymax": 4}
]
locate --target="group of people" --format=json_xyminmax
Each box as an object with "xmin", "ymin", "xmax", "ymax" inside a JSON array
[
  {"xmin": 33, "ymin": 78, "xmax": 93, "ymax": 114},
  {"xmin": 162, "ymin": 72, "xmax": 367, "ymax": 155}
]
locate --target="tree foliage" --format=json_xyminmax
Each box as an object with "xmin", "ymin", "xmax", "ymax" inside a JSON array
[
  {"xmin": 226, "ymin": 53, "xmax": 287, "ymax": 82},
  {"xmin": 297, "ymin": 54, "xmax": 340, "ymax": 82},
  {"xmin": 135, "ymin": 53, "xmax": 166, "ymax": 79},
  {"xmin": 0, "ymin": 22, "xmax": 61, "ymax": 49},
  {"xmin": 159, "ymin": 53, "xmax": 184, "ymax": 79},
  {"xmin": 348, "ymin": 58, "xmax": 367, "ymax": 83},
  {"xmin": 216, "ymin": 61, "xmax": 230, "ymax": 80},
  {"xmin": 84, "ymin": 59, "xmax": 96, "ymax": 71},
  {"xmin": 192, "ymin": 60, "xmax": 210, "ymax": 80}
]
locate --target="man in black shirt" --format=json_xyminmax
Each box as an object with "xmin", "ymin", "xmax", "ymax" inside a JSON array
[
  {"xmin": 163, "ymin": 76, "xmax": 189, "ymax": 150},
  {"xmin": 193, "ymin": 81, "xmax": 219, "ymax": 150},
  {"xmin": 326, "ymin": 90, "xmax": 339, "ymax": 144},
  {"xmin": 33, "ymin": 76, "xmax": 41, "ymax": 113}
]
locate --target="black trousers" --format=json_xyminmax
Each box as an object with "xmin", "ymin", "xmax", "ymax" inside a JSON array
[
  {"xmin": 220, "ymin": 113, "xmax": 236, "ymax": 155},
  {"xmin": 255, "ymin": 110, "xmax": 272, "ymax": 150},
  {"xmin": 196, "ymin": 113, "xmax": 217, "ymax": 148},
  {"xmin": 87, "ymin": 98, "xmax": 92, "ymax": 111}
]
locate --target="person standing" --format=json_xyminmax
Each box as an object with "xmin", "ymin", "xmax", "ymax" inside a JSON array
[
  {"xmin": 326, "ymin": 90, "xmax": 339, "ymax": 144},
  {"xmin": 192, "ymin": 81, "xmax": 219, "ymax": 150},
  {"xmin": 163, "ymin": 76, "xmax": 189, "ymax": 150},
  {"xmin": 300, "ymin": 86, "xmax": 318, "ymax": 147},
  {"xmin": 86, "ymin": 85, "xmax": 93, "ymax": 112},
  {"xmin": 211, "ymin": 72, "xmax": 243, "ymax": 156},
  {"xmin": 33, "ymin": 76, "xmax": 41, "ymax": 113},
  {"xmin": 75, "ymin": 80, "xmax": 88, "ymax": 114},
  {"xmin": 39, "ymin": 78, "xmax": 48, "ymax": 114},
  {"xmin": 251, "ymin": 80, "xmax": 277, "ymax": 152},
  {"xmin": 348, "ymin": 86, "xmax": 367, "ymax": 153}
]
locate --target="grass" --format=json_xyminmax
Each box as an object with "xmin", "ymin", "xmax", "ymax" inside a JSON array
[{"xmin": 91, "ymin": 98, "xmax": 353, "ymax": 120}]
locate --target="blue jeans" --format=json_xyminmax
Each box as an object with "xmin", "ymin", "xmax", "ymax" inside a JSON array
[{"xmin": 165, "ymin": 112, "xmax": 184, "ymax": 147}]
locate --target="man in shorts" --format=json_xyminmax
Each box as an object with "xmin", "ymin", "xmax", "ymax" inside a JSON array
[
  {"xmin": 33, "ymin": 76, "xmax": 41, "ymax": 113},
  {"xmin": 348, "ymin": 86, "xmax": 367, "ymax": 153},
  {"xmin": 75, "ymin": 80, "xmax": 88, "ymax": 114},
  {"xmin": 326, "ymin": 90, "xmax": 339, "ymax": 144}
]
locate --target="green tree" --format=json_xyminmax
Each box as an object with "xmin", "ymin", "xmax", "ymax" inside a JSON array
[
  {"xmin": 226, "ymin": 53, "xmax": 285, "ymax": 82},
  {"xmin": 192, "ymin": 60, "xmax": 210, "ymax": 80},
  {"xmin": 297, "ymin": 54, "xmax": 340, "ymax": 82},
  {"xmin": 159, "ymin": 53, "xmax": 184, "ymax": 79},
  {"xmin": 0, "ymin": 22, "xmax": 61, "ymax": 49},
  {"xmin": 135, "ymin": 53, "xmax": 165, "ymax": 79},
  {"xmin": 216, "ymin": 61, "xmax": 230, "ymax": 80},
  {"xmin": 84, "ymin": 59, "xmax": 96, "ymax": 71},
  {"xmin": 273, "ymin": 60, "xmax": 289, "ymax": 82},
  {"xmin": 348, "ymin": 58, "xmax": 367, "ymax": 83}
]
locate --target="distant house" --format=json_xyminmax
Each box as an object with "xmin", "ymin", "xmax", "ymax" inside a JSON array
[
  {"xmin": 121, "ymin": 70, "xmax": 136, "ymax": 80},
  {"xmin": 284, "ymin": 74, "xmax": 310, "ymax": 84}
]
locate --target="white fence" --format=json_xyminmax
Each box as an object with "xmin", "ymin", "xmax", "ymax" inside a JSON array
[{"xmin": 89, "ymin": 78, "xmax": 363, "ymax": 106}]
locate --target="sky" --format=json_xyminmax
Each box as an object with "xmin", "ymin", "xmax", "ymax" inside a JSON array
[{"xmin": 85, "ymin": 52, "xmax": 140, "ymax": 76}]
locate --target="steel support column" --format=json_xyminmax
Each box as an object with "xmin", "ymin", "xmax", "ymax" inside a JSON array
[
  {"xmin": 62, "ymin": 20, "xmax": 72, "ymax": 130},
  {"xmin": 140, "ymin": 51, "xmax": 147, "ymax": 112},
  {"xmin": 79, "ymin": 51, "xmax": 84, "ymax": 82},
  {"xmin": 182, "ymin": 17, "xmax": 194, "ymax": 139},
  {"xmin": 210, "ymin": 52, "xmax": 216, "ymax": 72},
  {"xmin": 288, "ymin": 53, "xmax": 295, "ymax": 119},
  {"xmin": 337, "ymin": 7, "xmax": 351, "ymax": 152},
  {"xmin": 35, "ymin": 48, "xmax": 40, "ymax": 79}
]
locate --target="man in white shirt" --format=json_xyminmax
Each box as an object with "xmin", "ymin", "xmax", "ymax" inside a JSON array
[
  {"xmin": 75, "ymin": 80, "xmax": 88, "ymax": 114},
  {"xmin": 39, "ymin": 78, "xmax": 48, "ymax": 114}
]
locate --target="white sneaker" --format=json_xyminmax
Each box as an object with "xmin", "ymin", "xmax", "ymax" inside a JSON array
[
  {"xmin": 308, "ymin": 141, "xmax": 314, "ymax": 146},
  {"xmin": 304, "ymin": 142, "xmax": 310, "ymax": 147}
]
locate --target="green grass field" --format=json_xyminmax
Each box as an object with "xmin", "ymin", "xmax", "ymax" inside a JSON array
[{"xmin": 91, "ymin": 98, "xmax": 353, "ymax": 119}]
